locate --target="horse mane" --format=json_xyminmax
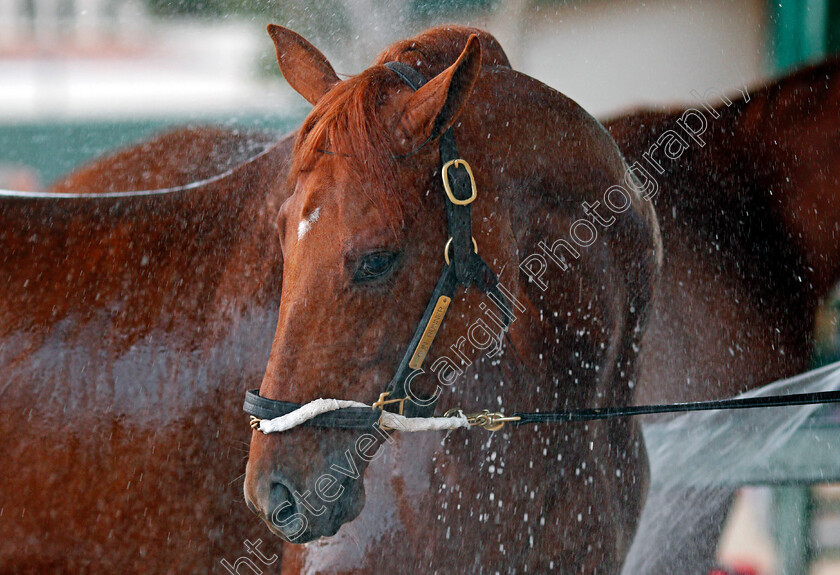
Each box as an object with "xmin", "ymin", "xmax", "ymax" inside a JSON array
[{"xmin": 290, "ymin": 26, "xmax": 511, "ymax": 227}]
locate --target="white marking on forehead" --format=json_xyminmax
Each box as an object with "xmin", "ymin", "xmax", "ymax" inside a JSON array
[{"xmin": 297, "ymin": 207, "xmax": 321, "ymax": 242}]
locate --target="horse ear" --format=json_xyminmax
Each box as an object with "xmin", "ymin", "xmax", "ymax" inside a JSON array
[
  {"xmin": 267, "ymin": 24, "xmax": 340, "ymax": 106},
  {"xmin": 397, "ymin": 35, "xmax": 482, "ymax": 146}
]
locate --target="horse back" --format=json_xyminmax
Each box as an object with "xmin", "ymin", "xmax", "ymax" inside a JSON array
[
  {"xmin": 1, "ymin": 128, "xmax": 292, "ymax": 339},
  {"xmin": 0, "ymin": 128, "xmax": 294, "ymax": 572},
  {"xmin": 47, "ymin": 125, "xmax": 277, "ymax": 194}
]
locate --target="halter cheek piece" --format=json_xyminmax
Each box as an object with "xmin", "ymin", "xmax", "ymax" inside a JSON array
[
  {"xmin": 243, "ymin": 63, "xmax": 840, "ymax": 433},
  {"xmin": 244, "ymin": 61, "xmax": 515, "ymax": 431}
]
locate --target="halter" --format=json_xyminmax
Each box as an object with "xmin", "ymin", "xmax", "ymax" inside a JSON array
[
  {"xmin": 244, "ymin": 63, "xmax": 840, "ymax": 435},
  {"xmin": 244, "ymin": 61, "xmax": 516, "ymax": 432}
]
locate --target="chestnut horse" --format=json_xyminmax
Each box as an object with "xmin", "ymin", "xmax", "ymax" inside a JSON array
[
  {"xmin": 1, "ymin": 25, "xmax": 838, "ymax": 575},
  {"xmin": 606, "ymin": 57, "xmax": 840, "ymax": 573}
]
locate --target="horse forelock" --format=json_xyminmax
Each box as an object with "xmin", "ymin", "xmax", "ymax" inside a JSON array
[{"xmin": 290, "ymin": 67, "xmax": 418, "ymax": 228}]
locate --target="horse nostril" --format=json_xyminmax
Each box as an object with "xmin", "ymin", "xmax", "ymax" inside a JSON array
[{"xmin": 269, "ymin": 481, "xmax": 296, "ymax": 525}]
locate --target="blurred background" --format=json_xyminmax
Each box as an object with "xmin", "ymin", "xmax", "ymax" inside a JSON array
[{"xmin": 1, "ymin": 1, "xmax": 839, "ymax": 574}]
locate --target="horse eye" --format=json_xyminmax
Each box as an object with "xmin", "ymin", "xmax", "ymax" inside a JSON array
[{"xmin": 354, "ymin": 252, "xmax": 399, "ymax": 283}]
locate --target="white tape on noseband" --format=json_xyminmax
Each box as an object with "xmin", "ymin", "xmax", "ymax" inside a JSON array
[{"xmin": 257, "ymin": 398, "xmax": 471, "ymax": 434}]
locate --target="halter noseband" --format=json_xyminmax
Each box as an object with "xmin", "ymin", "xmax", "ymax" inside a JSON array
[{"xmin": 244, "ymin": 61, "xmax": 514, "ymax": 431}]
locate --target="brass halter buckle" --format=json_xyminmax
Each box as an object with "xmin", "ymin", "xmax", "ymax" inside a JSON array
[
  {"xmin": 371, "ymin": 391, "xmax": 406, "ymax": 415},
  {"xmin": 444, "ymin": 408, "xmax": 521, "ymax": 432},
  {"xmin": 249, "ymin": 416, "xmax": 263, "ymax": 430},
  {"xmin": 372, "ymin": 391, "xmax": 409, "ymax": 433},
  {"xmin": 441, "ymin": 159, "xmax": 478, "ymax": 205}
]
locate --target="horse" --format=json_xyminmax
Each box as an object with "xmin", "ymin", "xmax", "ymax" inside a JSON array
[
  {"xmin": 242, "ymin": 23, "xmax": 652, "ymax": 574},
  {"xmin": 243, "ymin": 26, "xmax": 840, "ymax": 575},
  {"xmin": 1, "ymin": 25, "xmax": 837, "ymax": 575}
]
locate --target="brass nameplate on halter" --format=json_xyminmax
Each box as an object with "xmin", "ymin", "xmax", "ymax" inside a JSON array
[{"xmin": 408, "ymin": 295, "xmax": 451, "ymax": 369}]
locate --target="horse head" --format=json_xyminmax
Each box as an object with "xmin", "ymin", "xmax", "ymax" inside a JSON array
[{"xmin": 245, "ymin": 24, "xmax": 661, "ymax": 565}]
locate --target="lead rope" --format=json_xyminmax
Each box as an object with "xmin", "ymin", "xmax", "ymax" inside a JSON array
[{"xmin": 244, "ymin": 60, "xmax": 840, "ymax": 436}]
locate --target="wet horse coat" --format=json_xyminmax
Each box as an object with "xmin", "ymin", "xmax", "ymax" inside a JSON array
[
  {"xmin": 0, "ymin": 128, "xmax": 295, "ymax": 573},
  {"xmin": 1, "ymin": 27, "xmax": 838, "ymax": 575}
]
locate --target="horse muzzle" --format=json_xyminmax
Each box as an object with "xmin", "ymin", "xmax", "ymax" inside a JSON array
[{"xmin": 244, "ymin": 452, "xmax": 368, "ymax": 543}]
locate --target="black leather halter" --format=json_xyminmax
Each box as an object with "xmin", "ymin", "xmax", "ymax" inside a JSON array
[{"xmin": 244, "ymin": 61, "xmax": 513, "ymax": 430}]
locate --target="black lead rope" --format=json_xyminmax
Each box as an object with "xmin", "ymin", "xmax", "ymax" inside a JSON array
[
  {"xmin": 511, "ymin": 389, "xmax": 840, "ymax": 426},
  {"xmin": 243, "ymin": 61, "xmax": 840, "ymax": 433},
  {"xmin": 242, "ymin": 387, "xmax": 840, "ymax": 431}
]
